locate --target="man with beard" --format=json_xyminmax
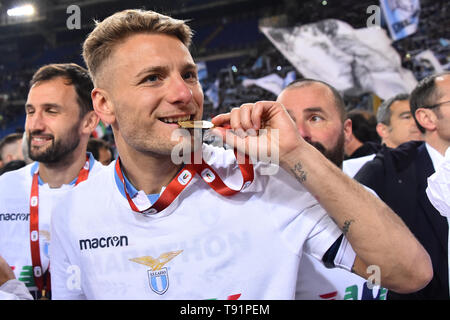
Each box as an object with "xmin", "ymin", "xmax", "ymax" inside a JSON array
[
  {"xmin": 276, "ymin": 79, "xmax": 350, "ymax": 168},
  {"xmin": 0, "ymin": 63, "xmax": 103, "ymax": 299},
  {"xmin": 277, "ymin": 79, "xmax": 387, "ymax": 300}
]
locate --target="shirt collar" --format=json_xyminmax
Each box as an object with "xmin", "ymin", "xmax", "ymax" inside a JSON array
[
  {"xmin": 425, "ymin": 143, "xmax": 445, "ymax": 170},
  {"xmin": 30, "ymin": 152, "xmax": 96, "ymax": 186},
  {"xmin": 113, "ymin": 159, "xmax": 163, "ymax": 205}
]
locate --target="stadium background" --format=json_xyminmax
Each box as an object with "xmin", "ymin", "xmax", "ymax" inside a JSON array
[{"xmin": 0, "ymin": 0, "xmax": 448, "ymax": 142}]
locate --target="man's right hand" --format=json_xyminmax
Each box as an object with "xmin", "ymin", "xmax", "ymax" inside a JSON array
[{"xmin": 0, "ymin": 255, "xmax": 15, "ymax": 286}]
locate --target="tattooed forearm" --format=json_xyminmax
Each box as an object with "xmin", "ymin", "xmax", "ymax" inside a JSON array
[
  {"xmin": 290, "ymin": 162, "xmax": 307, "ymax": 183},
  {"xmin": 342, "ymin": 219, "xmax": 355, "ymax": 235}
]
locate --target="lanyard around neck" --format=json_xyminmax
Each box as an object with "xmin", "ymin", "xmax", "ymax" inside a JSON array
[
  {"xmin": 29, "ymin": 155, "xmax": 90, "ymax": 297},
  {"xmin": 116, "ymin": 149, "xmax": 254, "ymax": 215}
]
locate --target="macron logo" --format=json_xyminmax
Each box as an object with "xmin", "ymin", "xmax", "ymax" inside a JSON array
[{"xmin": 79, "ymin": 235, "xmax": 128, "ymax": 251}]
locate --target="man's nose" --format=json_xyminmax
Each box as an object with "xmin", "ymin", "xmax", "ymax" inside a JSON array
[
  {"xmin": 166, "ymin": 75, "xmax": 193, "ymax": 106},
  {"xmin": 297, "ymin": 123, "xmax": 311, "ymax": 140},
  {"xmin": 26, "ymin": 112, "xmax": 46, "ymax": 132}
]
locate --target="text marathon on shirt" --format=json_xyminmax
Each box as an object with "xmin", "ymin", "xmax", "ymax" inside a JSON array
[{"xmin": 79, "ymin": 235, "xmax": 128, "ymax": 251}]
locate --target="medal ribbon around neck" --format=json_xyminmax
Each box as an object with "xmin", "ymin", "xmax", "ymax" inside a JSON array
[
  {"xmin": 115, "ymin": 149, "xmax": 254, "ymax": 215},
  {"xmin": 29, "ymin": 154, "xmax": 90, "ymax": 298}
]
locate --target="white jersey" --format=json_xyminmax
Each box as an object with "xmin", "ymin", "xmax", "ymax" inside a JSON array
[
  {"xmin": 0, "ymin": 154, "xmax": 103, "ymax": 297},
  {"xmin": 295, "ymin": 253, "xmax": 387, "ymax": 300},
  {"xmin": 296, "ymin": 161, "xmax": 387, "ymax": 300},
  {"xmin": 50, "ymin": 144, "xmax": 355, "ymax": 300}
]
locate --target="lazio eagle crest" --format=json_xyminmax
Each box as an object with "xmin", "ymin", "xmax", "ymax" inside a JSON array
[{"xmin": 130, "ymin": 250, "xmax": 183, "ymax": 295}]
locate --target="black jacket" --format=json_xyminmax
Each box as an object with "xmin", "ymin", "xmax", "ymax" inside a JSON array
[
  {"xmin": 345, "ymin": 141, "xmax": 382, "ymax": 160},
  {"xmin": 355, "ymin": 141, "xmax": 449, "ymax": 299}
]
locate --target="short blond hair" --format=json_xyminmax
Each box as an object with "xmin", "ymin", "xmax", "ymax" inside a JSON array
[{"xmin": 82, "ymin": 9, "xmax": 193, "ymax": 85}]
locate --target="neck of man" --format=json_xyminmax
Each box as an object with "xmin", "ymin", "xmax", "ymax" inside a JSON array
[
  {"xmin": 345, "ymin": 136, "xmax": 363, "ymax": 157},
  {"xmin": 117, "ymin": 143, "xmax": 182, "ymax": 195},
  {"xmin": 38, "ymin": 144, "xmax": 87, "ymax": 189},
  {"xmin": 425, "ymin": 132, "xmax": 449, "ymax": 156},
  {"xmin": 381, "ymin": 138, "xmax": 395, "ymax": 149}
]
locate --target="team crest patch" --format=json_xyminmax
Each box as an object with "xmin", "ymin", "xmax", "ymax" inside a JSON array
[
  {"xmin": 130, "ymin": 250, "xmax": 183, "ymax": 295},
  {"xmin": 148, "ymin": 267, "xmax": 169, "ymax": 295}
]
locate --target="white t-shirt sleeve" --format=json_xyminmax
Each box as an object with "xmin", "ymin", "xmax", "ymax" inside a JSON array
[
  {"xmin": 257, "ymin": 164, "xmax": 354, "ymax": 267},
  {"xmin": 0, "ymin": 279, "xmax": 33, "ymax": 300}
]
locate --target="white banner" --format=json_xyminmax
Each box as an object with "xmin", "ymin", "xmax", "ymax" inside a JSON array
[
  {"xmin": 242, "ymin": 71, "xmax": 298, "ymax": 96},
  {"xmin": 205, "ymin": 79, "xmax": 219, "ymax": 109},
  {"xmin": 415, "ymin": 50, "xmax": 444, "ymax": 74},
  {"xmin": 242, "ymin": 73, "xmax": 284, "ymax": 96},
  {"xmin": 380, "ymin": 0, "xmax": 420, "ymax": 41},
  {"xmin": 260, "ymin": 19, "xmax": 418, "ymax": 100}
]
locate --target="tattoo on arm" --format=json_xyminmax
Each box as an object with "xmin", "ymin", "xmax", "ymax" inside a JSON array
[
  {"xmin": 342, "ymin": 219, "xmax": 355, "ymax": 235},
  {"xmin": 290, "ymin": 162, "xmax": 307, "ymax": 183}
]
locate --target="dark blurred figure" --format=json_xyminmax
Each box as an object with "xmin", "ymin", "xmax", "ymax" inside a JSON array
[
  {"xmin": 344, "ymin": 109, "xmax": 381, "ymax": 159},
  {"xmin": 87, "ymin": 138, "xmax": 114, "ymax": 166},
  {"xmin": 0, "ymin": 160, "xmax": 26, "ymax": 175}
]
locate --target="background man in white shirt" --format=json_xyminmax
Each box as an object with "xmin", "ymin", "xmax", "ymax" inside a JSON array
[{"xmin": 0, "ymin": 63, "xmax": 101, "ymax": 299}]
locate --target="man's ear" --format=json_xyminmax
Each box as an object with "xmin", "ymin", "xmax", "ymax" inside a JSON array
[
  {"xmin": 415, "ymin": 108, "xmax": 437, "ymax": 132},
  {"xmin": 376, "ymin": 123, "xmax": 388, "ymax": 140},
  {"xmin": 80, "ymin": 111, "xmax": 99, "ymax": 136},
  {"xmin": 92, "ymin": 88, "xmax": 115, "ymax": 125},
  {"xmin": 343, "ymin": 118, "xmax": 353, "ymax": 145}
]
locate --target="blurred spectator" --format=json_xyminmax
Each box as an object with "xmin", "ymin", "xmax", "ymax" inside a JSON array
[
  {"xmin": 376, "ymin": 93, "xmax": 423, "ymax": 148},
  {"xmin": 355, "ymin": 72, "xmax": 450, "ymax": 299},
  {"xmin": 0, "ymin": 160, "xmax": 26, "ymax": 175},
  {"xmin": 87, "ymin": 138, "xmax": 114, "ymax": 166},
  {"xmin": 344, "ymin": 109, "xmax": 381, "ymax": 159},
  {"xmin": 0, "ymin": 133, "xmax": 24, "ymax": 168},
  {"xmin": 343, "ymin": 93, "xmax": 425, "ymax": 177}
]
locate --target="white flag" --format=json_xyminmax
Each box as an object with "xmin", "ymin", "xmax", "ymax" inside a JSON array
[
  {"xmin": 242, "ymin": 73, "xmax": 284, "ymax": 96},
  {"xmin": 260, "ymin": 19, "xmax": 417, "ymax": 100},
  {"xmin": 380, "ymin": 0, "xmax": 420, "ymax": 41},
  {"xmin": 205, "ymin": 79, "xmax": 220, "ymax": 109},
  {"xmin": 415, "ymin": 50, "xmax": 444, "ymax": 74}
]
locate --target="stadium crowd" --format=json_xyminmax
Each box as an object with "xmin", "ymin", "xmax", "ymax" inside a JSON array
[{"xmin": 0, "ymin": 1, "xmax": 449, "ymax": 302}]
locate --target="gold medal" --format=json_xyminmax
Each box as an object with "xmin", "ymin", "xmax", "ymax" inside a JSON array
[
  {"xmin": 39, "ymin": 289, "xmax": 49, "ymax": 300},
  {"xmin": 178, "ymin": 120, "xmax": 215, "ymax": 129}
]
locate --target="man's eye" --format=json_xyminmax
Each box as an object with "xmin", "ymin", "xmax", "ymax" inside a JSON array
[
  {"xmin": 145, "ymin": 75, "xmax": 159, "ymax": 82},
  {"xmin": 183, "ymin": 71, "xmax": 197, "ymax": 80},
  {"xmin": 310, "ymin": 115, "xmax": 323, "ymax": 122}
]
